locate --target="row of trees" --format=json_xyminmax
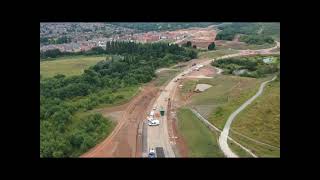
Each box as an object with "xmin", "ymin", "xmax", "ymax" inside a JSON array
[
  {"xmin": 239, "ymin": 35, "xmax": 274, "ymax": 45},
  {"xmin": 40, "ymin": 41, "xmax": 198, "ymax": 61},
  {"xmin": 110, "ymin": 23, "xmax": 217, "ymax": 32},
  {"xmin": 40, "ymin": 47, "xmax": 106, "ymax": 60},
  {"xmin": 40, "ymin": 36, "xmax": 72, "ymax": 46},
  {"xmin": 182, "ymin": 41, "xmax": 216, "ymax": 50},
  {"xmin": 40, "ymin": 41, "xmax": 198, "ymax": 157}
]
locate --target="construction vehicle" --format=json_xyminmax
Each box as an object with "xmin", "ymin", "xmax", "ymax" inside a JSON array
[{"xmin": 155, "ymin": 147, "xmax": 165, "ymax": 157}]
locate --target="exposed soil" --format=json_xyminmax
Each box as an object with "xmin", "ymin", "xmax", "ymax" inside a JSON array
[
  {"xmin": 167, "ymin": 87, "xmax": 189, "ymax": 157},
  {"xmin": 173, "ymin": 27, "xmax": 217, "ymax": 49},
  {"xmin": 81, "ymin": 84, "xmax": 159, "ymax": 157},
  {"xmin": 187, "ymin": 65, "xmax": 216, "ymax": 77}
]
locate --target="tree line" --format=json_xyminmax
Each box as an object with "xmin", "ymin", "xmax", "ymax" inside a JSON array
[
  {"xmin": 40, "ymin": 46, "xmax": 105, "ymax": 60},
  {"xmin": 40, "ymin": 36, "xmax": 72, "ymax": 46},
  {"xmin": 110, "ymin": 23, "xmax": 218, "ymax": 32},
  {"xmin": 212, "ymin": 55, "xmax": 279, "ymax": 78}
]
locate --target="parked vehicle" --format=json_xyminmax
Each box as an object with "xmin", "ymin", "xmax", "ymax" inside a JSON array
[
  {"xmin": 148, "ymin": 119, "xmax": 160, "ymax": 126},
  {"xmin": 155, "ymin": 147, "xmax": 165, "ymax": 158},
  {"xmin": 148, "ymin": 148, "xmax": 156, "ymax": 158}
]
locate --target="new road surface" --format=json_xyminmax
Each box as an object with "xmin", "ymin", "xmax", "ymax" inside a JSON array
[{"xmin": 146, "ymin": 42, "xmax": 280, "ymax": 158}]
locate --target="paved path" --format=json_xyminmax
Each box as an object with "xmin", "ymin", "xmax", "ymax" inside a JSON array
[
  {"xmin": 190, "ymin": 108, "xmax": 257, "ymax": 157},
  {"xmin": 218, "ymin": 76, "xmax": 277, "ymax": 157}
]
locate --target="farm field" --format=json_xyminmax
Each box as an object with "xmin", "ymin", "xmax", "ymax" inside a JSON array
[{"xmin": 40, "ymin": 55, "xmax": 107, "ymax": 78}]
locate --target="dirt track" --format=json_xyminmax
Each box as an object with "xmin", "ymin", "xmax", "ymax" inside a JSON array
[{"xmin": 81, "ymin": 85, "xmax": 158, "ymax": 157}]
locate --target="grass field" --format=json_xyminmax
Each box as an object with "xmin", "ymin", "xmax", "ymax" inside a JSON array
[
  {"xmin": 181, "ymin": 74, "xmax": 279, "ymax": 157},
  {"xmin": 177, "ymin": 108, "xmax": 224, "ymax": 157},
  {"xmin": 215, "ymin": 41, "xmax": 276, "ymax": 51},
  {"xmin": 180, "ymin": 80, "xmax": 197, "ymax": 96},
  {"xmin": 229, "ymin": 79, "xmax": 280, "ymax": 157},
  {"xmin": 185, "ymin": 75, "xmax": 269, "ymax": 128},
  {"xmin": 65, "ymin": 85, "xmax": 140, "ymax": 111},
  {"xmin": 40, "ymin": 55, "xmax": 107, "ymax": 78},
  {"xmin": 198, "ymin": 49, "xmax": 239, "ymax": 59},
  {"xmin": 227, "ymin": 139, "xmax": 252, "ymax": 157},
  {"xmin": 153, "ymin": 69, "xmax": 181, "ymax": 87}
]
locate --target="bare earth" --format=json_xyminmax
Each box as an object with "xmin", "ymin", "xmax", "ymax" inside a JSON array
[{"xmin": 81, "ymin": 84, "xmax": 159, "ymax": 157}]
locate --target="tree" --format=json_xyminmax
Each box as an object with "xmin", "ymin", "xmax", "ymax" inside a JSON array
[
  {"xmin": 182, "ymin": 41, "xmax": 192, "ymax": 48},
  {"xmin": 208, "ymin": 42, "xmax": 216, "ymax": 50}
]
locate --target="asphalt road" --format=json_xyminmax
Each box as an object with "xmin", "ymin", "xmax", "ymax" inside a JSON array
[{"xmin": 146, "ymin": 42, "xmax": 280, "ymax": 158}]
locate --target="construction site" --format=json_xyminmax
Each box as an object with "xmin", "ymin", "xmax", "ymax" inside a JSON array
[
  {"xmin": 80, "ymin": 55, "xmax": 223, "ymax": 157},
  {"xmin": 79, "ymin": 40, "xmax": 280, "ymax": 158}
]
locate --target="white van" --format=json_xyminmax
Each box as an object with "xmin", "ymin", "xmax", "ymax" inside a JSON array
[{"xmin": 148, "ymin": 119, "xmax": 160, "ymax": 126}]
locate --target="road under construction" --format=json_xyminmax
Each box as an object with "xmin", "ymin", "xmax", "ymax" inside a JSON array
[{"xmin": 81, "ymin": 42, "xmax": 280, "ymax": 158}]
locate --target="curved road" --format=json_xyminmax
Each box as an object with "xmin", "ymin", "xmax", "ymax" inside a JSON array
[
  {"xmin": 218, "ymin": 75, "xmax": 277, "ymax": 157},
  {"xmin": 147, "ymin": 41, "xmax": 280, "ymax": 158}
]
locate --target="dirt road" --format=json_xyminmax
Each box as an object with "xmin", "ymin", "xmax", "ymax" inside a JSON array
[
  {"xmin": 218, "ymin": 76, "xmax": 277, "ymax": 157},
  {"xmin": 81, "ymin": 85, "xmax": 158, "ymax": 157}
]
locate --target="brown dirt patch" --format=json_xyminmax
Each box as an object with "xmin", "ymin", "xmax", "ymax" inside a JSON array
[
  {"xmin": 81, "ymin": 84, "xmax": 159, "ymax": 157},
  {"xmin": 187, "ymin": 65, "xmax": 216, "ymax": 77}
]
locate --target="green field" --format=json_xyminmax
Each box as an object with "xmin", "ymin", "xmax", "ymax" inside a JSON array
[
  {"xmin": 229, "ymin": 79, "xmax": 280, "ymax": 157},
  {"xmin": 40, "ymin": 55, "xmax": 107, "ymax": 78},
  {"xmin": 153, "ymin": 69, "xmax": 180, "ymax": 87},
  {"xmin": 180, "ymin": 74, "xmax": 279, "ymax": 157},
  {"xmin": 177, "ymin": 108, "xmax": 224, "ymax": 157},
  {"xmin": 227, "ymin": 139, "xmax": 252, "ymax": 157},
  {"xmin": 67, "ymin": 112, "xmax": 116, "ymax": 157},
  {"xmin": 184, "ymin": 75, "xmax": 269, "ymax": 128},
  {"xmin": 180, "ymin": 80, "xmax": 197, "ymax": 96},
  {"xmin": 215, "ymin": 41, "xmax": 276, "ymax": 51},
  {"xmin": 64, "ymin": 85, "xmax": 140, "ymax": 112},
  {"xmin": 198, "ymin": 49, "xmax": 239, "ymax": 59}
]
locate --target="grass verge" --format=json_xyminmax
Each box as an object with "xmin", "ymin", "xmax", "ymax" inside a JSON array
[
  {"xmin": 177, "ymin": 108, "xmax": 224, "ymax": 157},
  {"xmin": 153, "ymin": 69, "xmax": 181, "ymax": 87}
]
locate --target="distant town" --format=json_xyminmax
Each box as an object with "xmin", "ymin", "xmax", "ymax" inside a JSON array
[{"xmin": 40, "ymin": 23, "xmax": 216, "ymax": 53}]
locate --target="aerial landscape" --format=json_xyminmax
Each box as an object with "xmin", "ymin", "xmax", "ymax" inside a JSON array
[{"xmin": 40, "ymin": 22, "xmax": 280, "ymax": 158}]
